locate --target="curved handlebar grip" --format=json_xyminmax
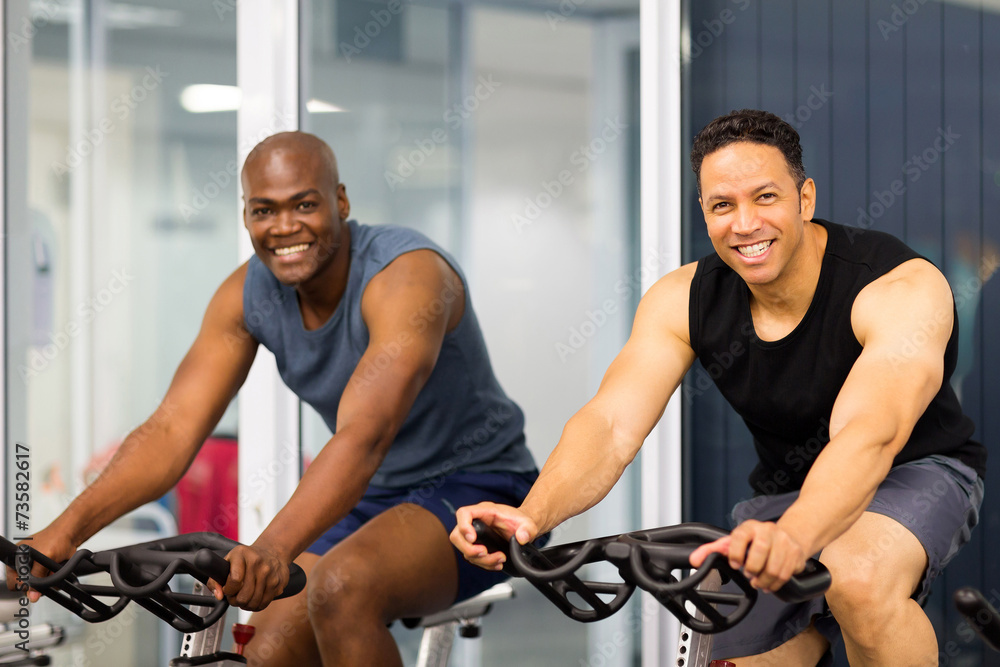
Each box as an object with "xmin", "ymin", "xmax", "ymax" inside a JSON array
[
  {"xmin": 280, "ymin": 564, "xmax": 307, "ymax": 600},
  {"xmin": 191, "ymin": 549, "xmax": 305, "ymax": 600},
  {"xmin": 773, "ymin": 559, "xmax": 831, "ymax": 604},
  {"xmin": 954, "ymin": 586, "xmax": 1000, "ymax": 652},
  {"xmin": 193, "ymin": 549, "xmax": 230, "ymax": 585},
  {"xmin": 472, "ymin": 520, "xmax": 607, "ymax": 583},
  {"xmin": 471, "ymin": 518, "xmax": 517, "ymax": 577},
  {"xmin": 471, "ymin": 519, "xmax": 511, "ymax": 556},
  {"xmin": 471, "ymin": 519, "xmax": 634, "ymax": 623}
]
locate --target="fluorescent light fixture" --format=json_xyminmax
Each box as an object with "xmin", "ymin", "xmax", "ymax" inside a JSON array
[
  {"xmin": 29, "ymin": 1, "xmax": 184, "ymax": 28},
  {"xmin": 306, "ymin": 99, "xmax": 346, "ymax": 113},
  {"xmin": 181, "ymin": 85, "xmax": 346, "ymax": 114},
  {"xmin": 180, "ymin": 84, "xmax": 242, "ymax": 113},
  {"xmin": 105, "ymin": 4, "xmax": 184, "ymax": 29}
]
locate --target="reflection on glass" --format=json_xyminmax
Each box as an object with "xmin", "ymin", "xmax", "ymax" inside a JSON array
[{"xmin": 6, "ymin": 1, "xmax": 237, "ymax": 663}]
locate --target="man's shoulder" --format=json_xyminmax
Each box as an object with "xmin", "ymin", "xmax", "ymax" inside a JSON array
[
  {"xmin": 354, "ymin": 221, "xmax": 460, "ymax": 283},
  {"xmin": 214, "ymin": 261, "xmax": 251, "ymax": 307},
  {"xmin": 819, "ymin": 218, "xmax": 920, "ymax": 266},
  {"xmin": 642, "ymin": 261, "xmax": 699, "ymax": 309},
  {"xmin": 353, "ymin": 220, "xmax": 436, "ymax": 253}
]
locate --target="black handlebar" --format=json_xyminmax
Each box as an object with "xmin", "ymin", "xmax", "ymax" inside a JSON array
[
  {"xmin": 612, "ymin": 523, "xmax": 830, "ymax": 604},
  {"xmin": 473, "ymin": 520, "xmax": 831, "ymax": 633},
  {"xmin": 1, "ymin": 532, "xmax": 306, "ymax": 634},
  {"xmin": 954, "ymin": 586, "xmax": 1000, "ymax": 653}
]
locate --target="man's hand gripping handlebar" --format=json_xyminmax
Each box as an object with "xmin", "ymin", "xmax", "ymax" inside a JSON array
[{"xmin": 472, "ymin": 519, "xmax": 831, "ymax": 634}]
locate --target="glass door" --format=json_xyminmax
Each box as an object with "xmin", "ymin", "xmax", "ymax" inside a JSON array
[{"xmin": 5, "ymin": 0, "xmax": 239, "ymax": 662}]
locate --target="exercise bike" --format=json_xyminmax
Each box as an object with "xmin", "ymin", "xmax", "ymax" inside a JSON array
[
  {"xmin": 0, "ymin": 524, "xmax": 830, "ymax": 667},
  {"xmin": 0, "ymin": 532, "xmax": 305, "ymax": 666},
  {"xmin": 954, "ymin": 586, "xmax": 1000, "ymax": 654},
  {"xmin": 473, "ymin": 519, "xmax": 832, "ymax": 667}
]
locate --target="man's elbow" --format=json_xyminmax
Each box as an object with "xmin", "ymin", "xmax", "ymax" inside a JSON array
[
  {"xmin": 607, "ymin": 423, "xmax": 642, "ymax": 472},
  {"xmin": 871, "ymin": 411, "xmax": 920, "ymax": 461}
]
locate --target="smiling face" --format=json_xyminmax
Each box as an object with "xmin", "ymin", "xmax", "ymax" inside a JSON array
[
  {"xmin": 699, "ymin": 141, "xmax": 817, "ymax": 289},
  {"xmin": 242, "ymin": 134, "xmax": 350, "ymax": 288}
]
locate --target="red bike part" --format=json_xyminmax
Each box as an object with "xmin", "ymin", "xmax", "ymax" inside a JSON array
[{"xmin": 232, "ymin": 623, "xmax": 256, "ymax": 656}]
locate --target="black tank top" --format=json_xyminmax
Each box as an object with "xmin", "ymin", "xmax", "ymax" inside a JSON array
[{"xmin": 688, "ymin": 219, "xmax": 986, "ymax": 495}]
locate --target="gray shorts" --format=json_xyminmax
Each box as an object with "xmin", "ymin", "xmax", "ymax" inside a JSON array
[{"xmin": 710, "ymin": 455, "xmax": 984, "ymax": 660}]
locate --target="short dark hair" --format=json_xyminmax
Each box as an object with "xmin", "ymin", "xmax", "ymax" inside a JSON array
[{"xmin": 690, "ymin": 109, "xmax": 806, "ymax": 194}]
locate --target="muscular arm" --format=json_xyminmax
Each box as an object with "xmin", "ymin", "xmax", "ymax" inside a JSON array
[
  {"xmin": 695, "ymin": 258, "xmax": 955, "ymax": 589},
  {"xmin": 246, "ymin": 250, "xmax": 463, "ymax": 567},
  {"xmin": 453, "ymin": 264, "xmax": 698, "ymax": 565},
  {"xmin": 777, "ymin": 258, "xmax": 953, "ymax": 555},
  {"xmin": 28, "ymin": 265, "xmax": 257, "ymax": 562}
]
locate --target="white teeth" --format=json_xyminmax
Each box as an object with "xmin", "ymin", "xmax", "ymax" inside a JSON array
[
  {"xmin": 274, "ymin": 243, "xmax": 309, "ymax": 256},
  {"xmin": 737, "ymin": 240, "xmax": 772, "ymax": 258}
]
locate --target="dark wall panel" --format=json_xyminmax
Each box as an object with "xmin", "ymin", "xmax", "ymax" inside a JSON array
[
  {"xmin": 724, "ymin": 0, "xmax": 760, "ymax": 111},
  {"xmin": 829, "ymin": 1, "xmax": 868, "ymax": 225},
  {"xmin": 903, "ymin": 2, "xmax": 945, "ymax": 263},
  {"xmin": 759, "ymin": 0, "xmax": 796, "ymax": 117},
  {"xmin": 979, "ymin": 11, "xmax": 1000, "ymax": 665},
  {"xmin": 867, "ymin": 0, "xmax": 907, "ymax": 241},
  {"xmin": 795, "ymin": 0, "xmax": 833, "ymax": 217}
]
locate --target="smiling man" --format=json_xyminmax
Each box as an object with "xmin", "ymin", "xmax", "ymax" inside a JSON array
[
  {"xmin": 452, "ymin": 109, "xmax": 986, "ymax": 666},
  {"xmin": 18, "ymin": 132, "xmax": 539, "ymax": 666}
]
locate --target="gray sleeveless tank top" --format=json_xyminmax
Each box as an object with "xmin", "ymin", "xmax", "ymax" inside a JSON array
[{"xmin": 243, "ymin": 220, "xmax": 536, "ymax": 488}]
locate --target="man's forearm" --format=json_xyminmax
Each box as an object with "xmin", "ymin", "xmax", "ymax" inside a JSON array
[
  {"xmin": 777, "ymin": 423, "xmax": 899, "ymax": 556},
  {"xmin": 520, "ymin": 407, "xmax": 637, "ymax": 536},
  {"xmin": 251, "ymin": 428, "xmax": 379, "ymax": 562}
]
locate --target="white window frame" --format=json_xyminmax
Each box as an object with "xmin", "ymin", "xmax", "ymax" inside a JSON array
[
  {"xmin": 0, "ymin": 4, "xmax": 7, "ymax": 526},
  {"xmin": 235, "ymin": 0, "xmax": 303, "ymax": 551},
  {"xmin": 639, "ymin": 0, "xmax": 684, "ymax": 665}
]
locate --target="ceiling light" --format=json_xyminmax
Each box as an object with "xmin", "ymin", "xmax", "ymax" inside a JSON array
[
  {"xmin": 180, "ymin": 84, "xmax": 242, "ymax": 113},
  {"xmin": 307, "ymin": 99, "xmax": 346, "ymax": 113},
  {"xmin": 180, "ymin": 85, "xmax": 346, "ymax": 115}
]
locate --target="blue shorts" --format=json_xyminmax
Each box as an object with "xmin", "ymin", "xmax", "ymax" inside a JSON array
[
  {"xmin": 711, "ymin": 455, "xmax": 984, "ymax": 660},
  {"xmin": 305, "ymin": 469, "xmax": 538, "ymax": 604}
]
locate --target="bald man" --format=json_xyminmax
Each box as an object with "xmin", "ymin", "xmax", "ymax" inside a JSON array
[{"xmin": 17, "ymin": 132, "xmax": 539, "ymax": 665}]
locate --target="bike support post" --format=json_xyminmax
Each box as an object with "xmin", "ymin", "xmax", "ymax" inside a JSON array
[
  {"xmin": 170, "ymin": 581, "xmax": 245, "ymax": 667},
  {"xmin": 413, "ymin": 582, "xmax": 514, "ymax": 667},
  {"xmin": 675, "ymin": 571, "xmax": 720, "ymax": 667}
]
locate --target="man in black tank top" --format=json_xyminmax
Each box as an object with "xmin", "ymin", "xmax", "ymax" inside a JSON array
[{"xmin": 454, "ymin": 110, "xmax": 986, "ymax": 666}]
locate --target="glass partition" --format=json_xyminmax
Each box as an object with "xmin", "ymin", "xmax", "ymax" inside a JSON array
[
  {"xmin": 5, "ymin": 0, "xmax": 238, "ymax": 662},
  {"xmin": 302, "ymin": 1, "xmax": 640, "ymax": 664}
]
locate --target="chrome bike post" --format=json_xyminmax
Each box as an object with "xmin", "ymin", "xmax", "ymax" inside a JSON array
[
  {"xmin": 414, "ymin": 582, "xmax": 514, "ymax": 667},
  {"xmin": 675, "ymin": 570, "xmax": 721, "ymax": 667},
  {"xmin": 178, "ymin": 580, "xmax": 225, "ymax": 658},
  {"xmin": 415, "ymin": 620, "xmax": 458, "ymax": 667}
]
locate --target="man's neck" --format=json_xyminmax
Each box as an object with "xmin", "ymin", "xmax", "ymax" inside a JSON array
[
  {"xmin": 296, "ymin": 223, "xmax": 352, "ymax": 331},
  {"xmin": 747, "ymin": 220, "xmax": 828, "ymax": 341}
]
